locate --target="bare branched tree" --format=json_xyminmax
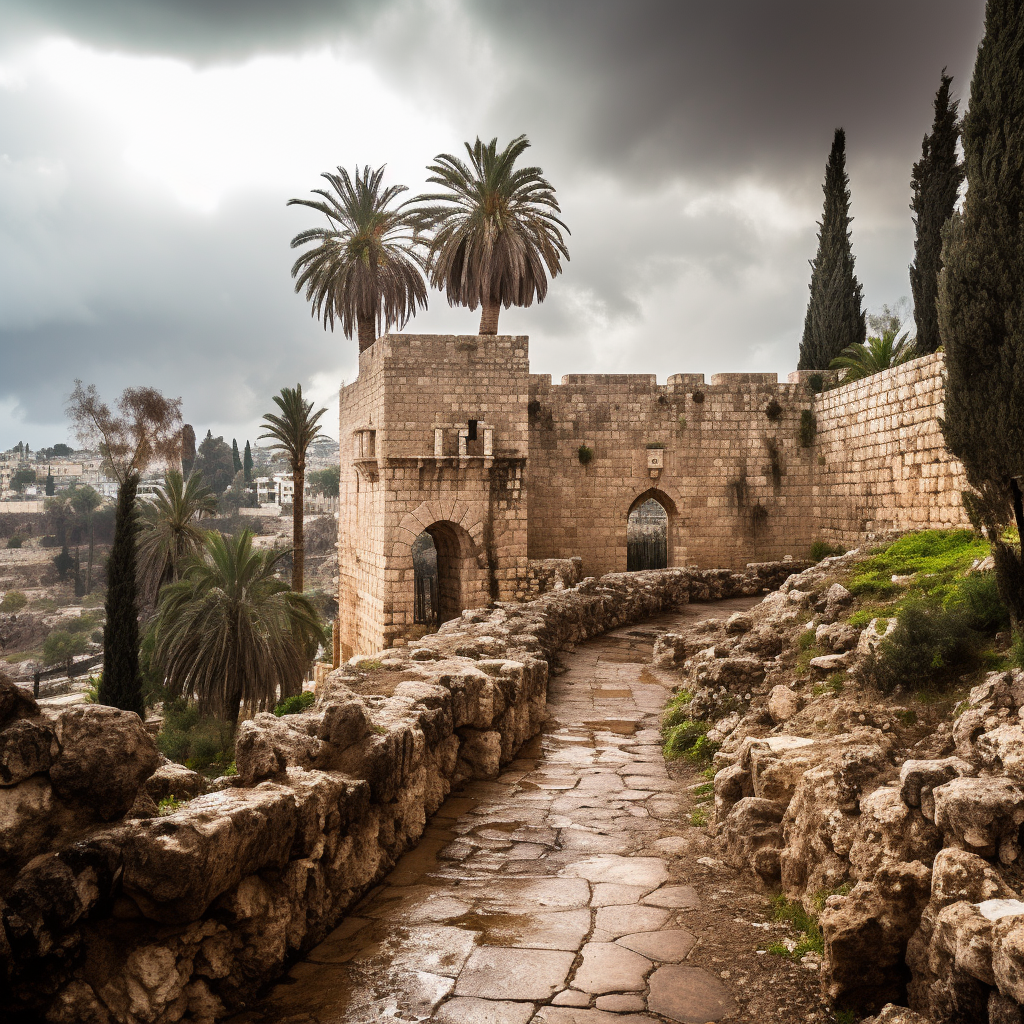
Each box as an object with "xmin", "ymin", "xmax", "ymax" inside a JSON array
[{"xmin": 66, "ymin": 381, "xmax": 183, "ymax": 485}]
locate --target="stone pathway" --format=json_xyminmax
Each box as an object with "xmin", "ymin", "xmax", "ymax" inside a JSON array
[{"xmin": 237, "ymin": 597, "xmax": 760, "ymax": 1024}]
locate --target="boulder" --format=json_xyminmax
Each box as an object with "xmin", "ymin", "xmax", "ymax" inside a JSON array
[
  {"xmin": 780, "ymin": 738, "xmax": 891, "ymax": 895},
  {"xmin": 848, "ymin": 787, "xmax": 942, "ymax": 884},
  {"xmin": 724, "ymin": 612, "xmax": 753, "ymax": 634},
  {"xmin": 815, "ymin": 622, "xmax": 860, "ymax": 653},
  {"xmin": 0, "ymin": 675, "xmax": 40, "ymax": 728},
  {"xmin": 861, "ymin": 1004, "xmax": 934, "ymax": 1024},
  {"xmin": 0, "ymin": 718, "xmax": 56, "ymax": 786},
  {"xmin": 234, "ymin": 713, "xmax": 323, "ymax": 785},
  {"xmin": 821, "ymin": 860, "xmax": 932, "ymax": 1011},
  {"xmin": 144, "ymin": 763, "xmax": 208, "ymax": 804},
  {"xmin": 823, "ymin": 583, "xmax": 854, "ymax": 621},
  {"xmin": 49, "ymin": 706, "xmax": 160, "ymax": 821},
  {"xmin": 857, "ymin": 618, "xmax": 897, "ymax": 657},
  {"xmin": 120, "ymin": 782, "xmax": 298, "ymax": 923},
  {"xmin": 977, "ymin": 724, "xmax": 1024, "ymax": 781},
  {"xmin": 713, "ymin": 763, "xmax": 752, "ymax": 820},
  {"xmin": 932, "ymin": 776, "xmax": 1024, "ymax": 862},
  {"xmin": 899, "ymin": 757, "xmax": 975, "ymax": 817},
  {"xmin": 716, "ymin": 797, "xmax": 785, "ymax": 882},
  {"xmin": 767, "ymin": 685, "xmax": 802, "ymax": 725}
]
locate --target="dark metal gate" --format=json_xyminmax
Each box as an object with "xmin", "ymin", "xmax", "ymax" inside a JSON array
[
  {"xmin": 414, "ymin": 573, "xmax": 438, "ymax": 627},
  {"xmin": 627, "ymin": 498, "xmax": 668, "ymax": 571},
  {"xmin": 627, "ymin": 532, "xmax": 667, "ymax": 571}
]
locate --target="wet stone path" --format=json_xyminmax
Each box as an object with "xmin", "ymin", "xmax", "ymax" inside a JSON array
[{"xmin": 241, "ymin": 597, "xmax": 760, "ymax": 1024}]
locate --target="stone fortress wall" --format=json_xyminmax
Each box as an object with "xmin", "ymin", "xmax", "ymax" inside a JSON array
[{"xmin": 338, "ymin": 336, "xmax": 967, "ymax": 657}]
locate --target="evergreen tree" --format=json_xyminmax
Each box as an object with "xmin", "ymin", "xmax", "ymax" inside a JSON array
[
  {"xmin": 910, "ymin": 72, "xmax": 964, "ymax": 354},
  {"xmin": 98, "ymin": 473, "xmax": 144, "ymax": 716},
  {"xmin": 231, "ymin": 438, "xmax": 242, "ymax": 475},
  {"xmin": 243, "ymin": 441, "xmax": 253, "ymax": 483},
  {"xmin": 939, "ymin": 0, "xmax": 1024, "ymax": 624},
  {"xmin": 797, "ymin": 129, "xmax": 866, "ymax": 370},
  {"xmin": 181, "ymin": 424, "xmax": 196, "ymax": 479}
]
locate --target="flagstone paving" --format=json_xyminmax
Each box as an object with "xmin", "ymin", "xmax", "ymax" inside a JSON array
[{"xmin": 237, "ymin": 597, "xmax": 762, "ymax": 1023}]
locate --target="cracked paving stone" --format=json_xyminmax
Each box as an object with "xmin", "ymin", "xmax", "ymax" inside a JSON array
[
  {"xmin": 594, "ymin": 993, "xmax": 647, "ymax": 1012},
  {"xmin": 455, "ymin": 947, "xmax": 576, "ymax": 1000},
  {"xmin": 571, "ymin": 941, "xmax": 652, "ymax": 994},
  {"xmin": 643, "ymin": 885, "xmax": 700, "ymax": 909},
  {"xmin": 533, "ymin": 1008, "xmax": 657, "ymax": 1023},
  {"xmin": 563, "ymin": 855, "xmax": 670, "ymax": 888},
  {"xmin": 434, "ymin": 997, "xmax": 536, "ymax": 1024},
  {"xmin": 593, "ymin": 904, "xmax": 672, "ymax": 938},
  {"xmin": 647, "ymin": 964, "xmax": 740, "ymax": 1023},
  {"xmin": 617, "ymin": 928, "xmax": 697, "ymax": 962},
  {"xmin": 590, "ymin": 883, "xmax": 656, "ymax": 907}
]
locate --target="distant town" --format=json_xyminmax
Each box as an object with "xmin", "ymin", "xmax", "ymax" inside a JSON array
[{"xmin": 0, "ymin": 434, "xmax": 341, "ymax": 513}]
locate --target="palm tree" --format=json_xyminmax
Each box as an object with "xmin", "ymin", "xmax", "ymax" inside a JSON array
[
  {"xmin": 259, "ymin": 384, "xmax": 329, "ymax": 594},
  {"xmin": 288, "ymin": 165, "xmax": 428, "ymax": 352},
  {"xmin": 137, "ymin": 470, "xmax": 217, "ymax": 606},
  {"xmin": 152, "ymin": 531, "xmax": 324, "ymax": 723},
  {"xmin": 418, "ymin": 135, "xmax": 570, "ymax": 335},
  {"xmin": 829, "ymin": 327, "xmax": 917, "ymax": 383}
]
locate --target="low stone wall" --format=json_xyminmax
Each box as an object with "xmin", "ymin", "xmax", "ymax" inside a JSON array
[
  {"xmin": 1, "ymin": 560, "xmax": 804, "ymax": 1024},
  {"xmin": 524, "ymin": 556, "xmax": 583, "ymax": 597}
]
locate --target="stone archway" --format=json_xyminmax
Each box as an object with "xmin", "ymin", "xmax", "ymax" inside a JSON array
[
  {"xmin": 626, "ymin": 489, "xmax": 676, "ymax": 571},
  {"xmin": 412, "ymin": 520, "xmax": 481, "ymax": 630}
]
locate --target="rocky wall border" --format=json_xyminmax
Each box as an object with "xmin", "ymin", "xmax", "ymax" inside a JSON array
[{"xmin": 1, "ymin": 559, "xmax": 805, "ymax": 1024}]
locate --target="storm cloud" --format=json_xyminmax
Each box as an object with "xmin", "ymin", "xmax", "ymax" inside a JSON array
[{"xmin": 0, "ymin": 0, "xmax": 985, "ymax": 446}]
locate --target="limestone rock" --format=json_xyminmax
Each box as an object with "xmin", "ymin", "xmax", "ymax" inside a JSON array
[
  {"xmin": 712, "ymin": 763, "xmax": 751, "ymax": 820},
  {"xmin": 767, "ymin": 685, "xmax": 802, "ymax": 725},
  {"xmin": 0, "ymin": 717, "xmax": 56, "ymax": 787},
  {"xmin": 815, "ymin": 622, "xmax": 860, "ymax": 653},
  {"xmin": 50, "ymin": 706, "xmax": 160, "ymax": 821},
  {"xmin": 821, "ymin": 860, "xmax": 932, "ymax": 1010},
  {"xmin": 780, "ymin": 738, "xmax": 891, "ymax": 895},
  {"xmin": 899, "ymin": 757, "xmax": 975, "ymax": 819},
  {"xmin": 932, "ymin": 776, "xmax": 1024, "ymax": 861},
  {"xmin": 977, "ymin": 724, "xmax": 1024, "ymax": 781},
  {"xmin": 861, "ymin": 1005, "xmax": 933, "ymax": 1024},
  {"xmin": 857, "ymin": 618, "xmax": 897, "ymax": 657},
  {"xmin": 724, "ymin": 612, "xmax": 752, "ymax": 634},
  {"xmin": 717, "ymin": 797, "xmax": 785, "ymax": 882},
  {"xmin": 848, "ymin": 787, "xmax": 942, "ymax": 884},
  {"xmin": 144, "ymin": 762, "xmax": 208, "ymax": 804},
  {"xmin": 823, "ymin": 583, "xmax": 854, "ymax": 621},
  {"xmin": 0, "ymin": 674, "xmax": 40, "ymax": 728}
]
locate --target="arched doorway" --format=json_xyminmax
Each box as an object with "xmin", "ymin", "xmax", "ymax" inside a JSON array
[
  {"xmin": 412, "ymin": 520, "xmax": 477, "ymax": 630},
  {"xmin": 627, "ymin": 496, "xmax": 668, "ymax": 571}
]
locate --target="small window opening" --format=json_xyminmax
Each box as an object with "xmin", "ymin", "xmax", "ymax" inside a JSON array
[{"xmin": 468, "ymin": 419, "xmax": 478, "ymax": 442}]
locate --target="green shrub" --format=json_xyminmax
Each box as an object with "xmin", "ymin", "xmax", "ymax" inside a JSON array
[
  {"xmin": 0, "ymin": 590, "xmax": 28, "ymax": 612},
  {"xmin": 663, "ymin": 719, "xmax": 707, "ymax": 758},
  {"xmin": 42, "ymin": 630, "xmax": 89, "ymax": 669},
  {"xmin": 799, "ymin": 409, "xmax": 817, "ymax": 447},
  {"xmin": 813, "ymin": 673, "xmax": 846, "ymax": 697},
  {"xmin": 157, "ymin": 795, "xmax": 186, "ymax": 816},
  {"xmin": 577, "ymin": 444, "xmax": 594, "ymax": 466},
  {"xmin": 6, "ymin": 535, "xmax": 24, "ymax": 549},
  {"xmin": 810, "ymin": 540, "xmax": 846, "ymax": 562},
  {"xmin": 1012, "ymin": 631, "xmax": 1024, "ymax": 670},
  {"xmin": 662, "ymin": 688, "xmax": 693, "ymax": 730},
  {"xmin": 765, "ymin": 398, "xmax": 783, "ymax": 422},
  {"xmin": 157, "ymin": 698, "xmax": 234, "ymax": 773},
  {"xmin": 84, "ymin": 674, "xmax": 101, "ymax": 703},
  {"xmin": 860, "ymin": 600, "xmax": 981, "ymax": 693},
  {"xmin": 946, "ymin": 571, "xmax": 1011, "ymax": 633},
  {"xmin": 805, "ymin": 373, "xmax": 825, "ymax": 395},
  {"xmin": 273, "ymin": 691, "xmax": 316, "ymax": 716}
]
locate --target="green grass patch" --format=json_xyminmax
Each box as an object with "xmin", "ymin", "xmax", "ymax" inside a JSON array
[
  {"xmin": 273, "ymin": 691, "xmax": 316, "ymax": 716},
  {"xmin": 813, "ymin": 673, "xmax": 846, "ymax": 697},
  {"xmin": 847, "ymin": 529, "xmax": 989, "ymax": 600},
  {"xmin": 894, "ymin": 708, "xmax": 918, "ymax": 727},
  {"xmin": 847, "ymin": 608, "xmax": 889, "ymax": 629},
  {"xmin": 663, "ymin": 719, "xmax": 720, "ymax": 764},
  {"xmin": 662, "ymin": 688, "xmax": 694, "ymax": 730},
  {"xmin": 766, "ymin": 893, "xmax": 824, "ymax": 958},
  {"xmin": 693, "ymin": 782, "xmax": 714, "ymax": 799},
  {"xmin": 700, "ymin": 764, "xmax": 717, "ymax": 780},
  {"xmin": 690, "ymin": 807, "xmax": 710, "ymax": 827}
]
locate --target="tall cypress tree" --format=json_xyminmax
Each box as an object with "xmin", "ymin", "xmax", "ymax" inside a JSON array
[
  {"xmin": 243, "ymin": 441, "xmax": 253, "ymax": 483},
  {"xmin": 232, "ymin": 438, "xmax": 242, "ymax": 475},
  {"xmin": 910, "ymin": 72, "xmax": 964, "ymax": 354},
  {"xmin": 98, "ymin": 473, "xmax": 144, "ymax": 716},
  {"xmin": 797, "ymin": 129, "xmax": 866, "ymax": 370},
  {"xmin": 939, "ymin": 0, "xmax": 1024, "ymax": 624}
]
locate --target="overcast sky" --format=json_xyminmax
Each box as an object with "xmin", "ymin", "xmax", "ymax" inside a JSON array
[{"xmin": 0, "ymin": 0, "xmax": 985, "ymax": 450}]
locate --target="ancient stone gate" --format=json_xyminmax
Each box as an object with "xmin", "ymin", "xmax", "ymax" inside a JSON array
[{"xmin": 337, "ymin": 334, "xmax": 966, "ymax": 656}]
